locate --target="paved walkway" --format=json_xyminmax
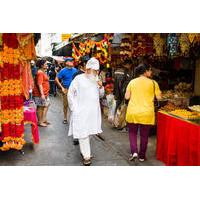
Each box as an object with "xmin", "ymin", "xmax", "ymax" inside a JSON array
[{"xmin": 0, "ymin": 95, "xmax": 164, "ymax": 166}]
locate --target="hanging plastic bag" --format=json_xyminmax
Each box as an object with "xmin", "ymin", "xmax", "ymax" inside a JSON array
[
  {"xmin": 113, "ymin": 101, "xmax": 127, "ymax": 129},
  {"xmin": 106, "ymin": 94, "xmax": 116, "ymax": 125}
]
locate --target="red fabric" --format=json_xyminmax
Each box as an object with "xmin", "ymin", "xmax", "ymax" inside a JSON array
[
  {"xmin": 24, "ymin": 107, "xmax": 39, "ymax": 144},
  {"xmin": 156, "ymin": 112, "xmax": 200, "ymax": 166}
]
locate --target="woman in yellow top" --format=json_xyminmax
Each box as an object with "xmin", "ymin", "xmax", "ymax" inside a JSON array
[{"xmin": 125, "ymin": 63, "xmax": 161, "ymax": 162}]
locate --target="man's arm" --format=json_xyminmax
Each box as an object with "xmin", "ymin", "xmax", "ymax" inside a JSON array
[{"xmin": 55, "ymin": 76, "xmax": 67, "ymax": 94}]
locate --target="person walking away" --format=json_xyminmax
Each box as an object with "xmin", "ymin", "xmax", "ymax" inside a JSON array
[
  {"xmin": 33, "ymin": 59, "xmax": 50, "ymax": 127},
  {"xmin": 49, "ymin": 65, "xmax": 57, "ymax": 97},
  {"xmin": 55, "ymin": 57, "xmax": 77, "ymax": 124},
  {"xmin": 67, "ymin": 57, "xmax": 104, "ymax": 166},
  {"xmin": 125, "ymin": 63, "xmax": 162, "ymax": 162},
  {"xmin": 113, "ymin": 61, "xmax": 132, "ymax": 111}
]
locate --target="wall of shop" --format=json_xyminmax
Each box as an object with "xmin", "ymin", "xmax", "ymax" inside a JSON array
[{"xmin": 194, "ymin": 58, "xmax": 200, "ymax": 95}]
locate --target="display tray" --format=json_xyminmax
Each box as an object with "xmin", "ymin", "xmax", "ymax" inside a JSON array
[
  {"xmin": 159, "ymin": 111, "xmax": 200, "ymax": 126},
  {"xmin": 188, "ymin": 106, "xmax": 200, "ymax": 113}
]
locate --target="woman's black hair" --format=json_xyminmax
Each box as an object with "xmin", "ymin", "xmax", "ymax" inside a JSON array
[
  {"xmin": 36, "ymin": 58, "xmax": 47, "ymax": 69},
  {"xmin": 134, "ymin": 63, "xmax": 151, "ymax": 77}
]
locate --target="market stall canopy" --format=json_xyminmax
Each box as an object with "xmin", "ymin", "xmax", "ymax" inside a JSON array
[{"xmin": 52, "ymin": 33, "xmax": 105, "ymax": 56}]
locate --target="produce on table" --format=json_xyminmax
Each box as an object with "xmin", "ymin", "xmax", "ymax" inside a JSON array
[
  {"xmin": 170, "ymin": 109, "xmax": 200, "ymax": 120},
  {"xmin": 189, "ymin": 105, "xmax": 200, "ymax": 112},
  {"xmin": 160, "ymin": 102, "xmax": 181, "ymax": 112}
]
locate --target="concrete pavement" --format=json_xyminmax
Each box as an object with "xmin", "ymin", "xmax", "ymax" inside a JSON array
[{"xmin": 0, "ymin": 95, "xmax": 164, "ymax": 166}]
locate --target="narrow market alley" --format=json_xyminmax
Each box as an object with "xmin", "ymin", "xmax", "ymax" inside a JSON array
[{"xmin": 0, "ymin": 94, "xmax": 163, "ymax": 166}]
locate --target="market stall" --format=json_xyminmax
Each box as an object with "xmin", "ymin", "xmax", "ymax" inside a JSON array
[
  {"xmin": 0, "ymin": 33, "xmax": 39, "ymax": 151},
  {"xmin": 156, "ymin": 111, "xmax": 200, "ymax": 166}
]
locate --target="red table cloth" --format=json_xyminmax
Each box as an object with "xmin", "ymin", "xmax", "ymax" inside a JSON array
[
  {"xmin": 24, "ymin": 107, "xmax": 39, "ymax": 144},
  {"xmin": 156, "ymin": 111, "xmax": 200, "ymax": 166}
]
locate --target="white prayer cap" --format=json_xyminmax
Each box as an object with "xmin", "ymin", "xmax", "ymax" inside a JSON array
[
  {"xmin": 86, "ymin": 57, "xmax": 100, "ymax": 70},
  {"xmin": 31, "ymin": 60, "xmax": 35, "ymax": 64}
]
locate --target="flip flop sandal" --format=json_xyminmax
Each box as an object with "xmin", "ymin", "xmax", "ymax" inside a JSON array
[
  {"xmin": 44, "ymin": 121, "xmax": 51, "ymax": 125},
  {"xmin": 63, "ymin": 120, "xmax": 68, "ymax": 124},
  {"xmin": 83, "ymin": 158, "xmax": 91, "ymax": 166},
  {"xmin": 38, "ymin": 123, "xmax": 47, "ymax": 127}
]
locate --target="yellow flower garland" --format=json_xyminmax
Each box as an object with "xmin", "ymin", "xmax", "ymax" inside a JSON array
[
  {"xmin": 0, "ymin": 108, "xmax": 24, "ymax": 124},
  {"xmin": 0, "ymin": 136, "xmax": 26, "ymax": 151},
  {"xmin": 0, "ymin": 79, "xmax": 23, "ymax": 96}
]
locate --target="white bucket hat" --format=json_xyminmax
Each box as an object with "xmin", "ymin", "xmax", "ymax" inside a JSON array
[{"xmin": 86, "ymin": 57, "xmax": 100, "ymax": 70}]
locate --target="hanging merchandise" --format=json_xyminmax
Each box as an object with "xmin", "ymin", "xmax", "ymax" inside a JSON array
[
  {"xmin": 73, "ymin": 34, "xmax": 111, "ymax": 65},
  {"xmin": 179, "ymin": 33, "xmax": 190, "ymax": 56},
  {"xmin": 188, "ymin": 33, "xmax": 197, "ymax": 44},
  {"xmin": 153, "ymin": 33, "xmax": 165, "ymax": 57},
  {"xmin": 17, "ymin": 34, "xmax": 36, "ymax": 100},
  {"xmin": 0, "ymin": 33, "xmax": 25, "ymax": 151},
  {"xmin": 167, "ymin": 33, "xmax": 179, "ymax": 57},
  {"xmin": 194, "ymin": 33, "xmax": 200, "ymax": 44},
  {"xmin": 120, "ymin": 34, "xmax": 132, "ymax": 61},
  {"xmin": 132, "ymin": 33, "xmax": 154, "ymax": 58},
  {"xmin": 72, "ymin": 42, "xmax": 81, "ymax": 62}
]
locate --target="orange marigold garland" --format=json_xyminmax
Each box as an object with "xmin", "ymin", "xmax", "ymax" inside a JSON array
[{"xmin": 0, "ymin": 33, "xmax": 25, "ymax": 151}]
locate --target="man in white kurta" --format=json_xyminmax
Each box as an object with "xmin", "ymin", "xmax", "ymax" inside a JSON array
[{"xmin": 67, "ymin": 57, "xmax": 104, "ymax": 165}]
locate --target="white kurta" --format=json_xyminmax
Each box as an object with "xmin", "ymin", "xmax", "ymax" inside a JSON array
[{"xmin": 67, "ymin": 74, "xmax": 104, "ymax": 139}]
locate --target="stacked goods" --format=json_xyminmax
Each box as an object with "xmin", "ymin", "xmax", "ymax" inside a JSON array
[
  {"xmin": 170, "ymin": 109, "xmax": 200, "ymax": 120},
  {"xmin": 174, "ymin": 82, "xmax": 192, "ymax": 93},
  {"xmin": 162, "ymin": 90, "xmax": 174, "ymax": 100},
  {"xmin": 160, "ymin": 102, "xmax": 181, "ymax": 112},
  {"xmin": 189, "ymin": 105, "xmax": 200, "ymax": 113}
]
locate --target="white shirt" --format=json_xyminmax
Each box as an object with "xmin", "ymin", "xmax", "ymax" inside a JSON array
[{"xmin": 67, "ymin": 74, "xmax": 104, "ymax": 139}]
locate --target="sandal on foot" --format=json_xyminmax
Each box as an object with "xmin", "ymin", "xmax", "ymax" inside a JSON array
[
  {"xmin": 83, "ymin": 158, "xmax": 91, "ymax": 166},
  {"xmin": 38, "ymin": 123, "xmax": 47, "ymax": 127},
  {"xmin": 44, "ymin": 121, "xmax": 51, "ymax": 125},
  {"xmin": 63, "ymin": 120, "xmax": 68, "ymax": 124}
]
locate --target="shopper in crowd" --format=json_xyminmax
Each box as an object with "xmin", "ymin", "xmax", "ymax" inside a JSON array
[
  {"xmin": 55, "ymin": 57, "xmax": 77, "ymax": 124},
  {"xmin": 48, "ymin": 65, "xmax": 57, "ymax": 97},
  {"xmin": 113, "ymin": 60, "xmax": 132, "ymax": 111},
  {"xmin": 33, "ymin": 58, "xmax": 50, "ymax": 127},
  {"xmin": 30, "ymin": 60, "xmax": 38, "ymax": 79},
  {"xmin": 72, "ymin": 55, "xmax": 89, "ymax": 79},
  {"xmin": 125, "ymin": 63, "xmax": 162, "ymax": 162},
  {"xmin": 67, "ymin": 57, "xmax": 104, "ymax": 166},
  {"xmin": 70, "ymin": 55, "xmax": 90, "ymax": 146}
]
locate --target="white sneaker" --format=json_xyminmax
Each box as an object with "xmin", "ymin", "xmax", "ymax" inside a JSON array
[
  {"xmin": 129, "ymin": 153, "xmax": 138, "ymax": 161},
  {"xmin": 139, "ymin": 158, "xmax": 145, "ymax": 162}
]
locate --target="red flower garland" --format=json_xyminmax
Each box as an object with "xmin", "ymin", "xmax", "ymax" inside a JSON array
[{"xmin": 0, "ymin": 33, "xmax": 25, "ymax": 151}]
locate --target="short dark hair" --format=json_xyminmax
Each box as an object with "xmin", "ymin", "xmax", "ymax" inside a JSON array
[
  {"xmin": 36, "ymin": 58, "xmax": 47, "ymax": 69},
  {"xmin": 134, "ymin": 63, "xmax": 151, "ymax": 77}
]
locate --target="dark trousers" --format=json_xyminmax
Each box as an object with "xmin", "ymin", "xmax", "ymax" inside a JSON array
[
  {"xmin": 127, "ymin": 123, "xmax": 151, "ymax": 159},
  {"xmin": 49, "ymin": 80, "xmax": 56, "ymax": 95}
]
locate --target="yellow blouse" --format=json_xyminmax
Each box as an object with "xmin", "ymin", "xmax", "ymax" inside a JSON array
[{"xmin": 126, "ymin": 76, "xmax": 161, "ymax": 125}]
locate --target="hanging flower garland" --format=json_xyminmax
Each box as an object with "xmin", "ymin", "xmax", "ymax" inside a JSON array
[
  {"xmin": 179, "ymin": 33, "xmax": 190, "ymax": 56},
  {"xmin": 72, "ymin": 35, "xmax": 110, "ymax": 65},
  {"xmin": 153, "ymin": 33, "xmax": 165, "ymax": 57},
  {"xmin": 0, "ymin": 33, "xmax": 25, "ymax": 151}
]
